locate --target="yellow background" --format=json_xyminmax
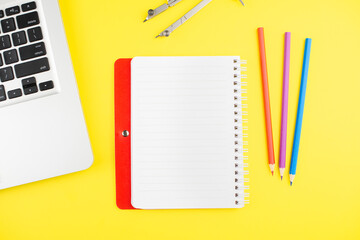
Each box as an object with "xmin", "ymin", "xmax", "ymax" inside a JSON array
[{"xmin": 1, "ymin": 0, "xmax": 360, "ymax": 239}]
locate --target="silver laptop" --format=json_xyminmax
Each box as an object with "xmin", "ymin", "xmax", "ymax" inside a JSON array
[{"xmin": 0, "ymin": 0, "xmax": 93, "ymax": 190}]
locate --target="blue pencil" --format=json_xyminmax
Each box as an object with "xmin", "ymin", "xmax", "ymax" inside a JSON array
[{"xmin": 289, "ymin": 38, "xmax": 312, "ymax": 186}]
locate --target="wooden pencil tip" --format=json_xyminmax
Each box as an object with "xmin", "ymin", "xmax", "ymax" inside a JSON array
[
  {"xmin": 271, "ymin": 171, "xmax": 274, "ymax": 176},
  {"xmin": 290, "ymin": 182, "xmax": 293, "ymax": 186},
  {"xmin": 281, "ymin": 176, "xmax": 283, "ymax": 181}
]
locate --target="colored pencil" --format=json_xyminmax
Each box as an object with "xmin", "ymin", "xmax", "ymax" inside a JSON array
[
  {"xmin": 279, "ymin": 32, "xmax": 291, "ymax": 180},
  {"xmin": 290, "ymin": 38, "xmax": 312, "ymax": 186},
  {"xmin": 257, "ymin": 27, "xmax": 275, "ymax": 175}
]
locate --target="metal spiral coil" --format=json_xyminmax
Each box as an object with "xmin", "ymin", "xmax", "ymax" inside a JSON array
[{"xmin": 233, "ymin": 58, "xmax": 249, "ymax": 206}]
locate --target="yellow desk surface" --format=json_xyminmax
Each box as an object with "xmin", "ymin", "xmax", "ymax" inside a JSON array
[{"xmin": 1, "ymin": 0, "xmax": 360, "ymax": 239}]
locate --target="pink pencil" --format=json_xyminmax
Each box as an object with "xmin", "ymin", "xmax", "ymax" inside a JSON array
[{"xmin": 279, "ymin": 32, "xmax": 291, "ymax": 180}]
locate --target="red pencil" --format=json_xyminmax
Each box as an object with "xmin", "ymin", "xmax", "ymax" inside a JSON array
[{"xmin": 257, "ymin": 27, "xmax": 275, "ymax": 175}]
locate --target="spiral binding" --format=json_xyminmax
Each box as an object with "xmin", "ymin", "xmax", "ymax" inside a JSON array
[{"xmin": 233, "ymin": 57, "xmax": 249, "ymax": 207}]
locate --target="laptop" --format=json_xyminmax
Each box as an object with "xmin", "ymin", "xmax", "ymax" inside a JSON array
[{"xmin": 0, "ymin": 0, "xmax": 93, "ymax": 190}]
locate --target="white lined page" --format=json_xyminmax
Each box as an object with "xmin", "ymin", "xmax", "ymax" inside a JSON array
[{"xmin": 131, "ymin": 57, "xmax": 244, "ymax": 209}]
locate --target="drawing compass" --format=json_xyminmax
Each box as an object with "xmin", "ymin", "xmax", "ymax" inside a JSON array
[{"xmin": 145, "ymin": 0, "xmax": 245, "ymax": 38}]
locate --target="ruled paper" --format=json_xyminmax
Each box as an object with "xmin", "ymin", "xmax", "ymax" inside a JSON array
[{"xmin": 130, "ymin": 57, "xmax": 244, "ymax": 209}]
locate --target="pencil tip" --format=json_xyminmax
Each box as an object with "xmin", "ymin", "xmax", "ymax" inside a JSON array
[
  {"xmin": 290, "ymin": 182, "xmax": 293, "ymax": 186},
  {"xmin": 281, "ymin": 176, "xmax": 283, "ymax": 180},
  {"xmin": 271, "ymin": 171, "xmax": 274, "ymax": 176}
]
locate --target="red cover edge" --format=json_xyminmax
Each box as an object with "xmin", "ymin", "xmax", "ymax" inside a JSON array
[{"xmin": 115, "ymin": 58, "xmax": 135, "ymax": 209}]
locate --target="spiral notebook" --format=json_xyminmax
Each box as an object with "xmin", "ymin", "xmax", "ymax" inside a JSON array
[{"xmin": 115, "ymin": 56, "xmax": 249, "ymax": 209}]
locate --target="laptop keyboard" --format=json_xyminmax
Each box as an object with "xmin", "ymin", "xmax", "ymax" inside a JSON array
[{"xmin": 0, "ymin": 1, "xmax": 58, "ymax": 107}]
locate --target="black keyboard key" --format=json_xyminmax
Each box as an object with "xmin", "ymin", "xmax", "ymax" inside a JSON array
[
  {"xmin": 19, "ymin": 42, "xmax": 46, "ymax": 61},
  {"xmin": 8, "ymin": 88, "xmax": 22, "ymax": 99},
  {"xmin": 4, "ymin": 49, "xmax": 18, "ymax": 65},
  {"xmin": 0, "ymin": 35, "xmax": 11, "ymax": 50},
  {"xmin": 14, "ymin": 57, "xmax": 50, "ymax": 78},
  {"xmin": 22, "ymin": 2, "xmax": 37, "ymax": 12},
  {"xmin": 0, "ymin": 67, "xmax": 14, "ymax": 82},
  {"xmin": 0, "ymin": 85, "xmax": 6, "ymax": 101},
  {"xmin": 22, "ymin": 77, "xmax": 38, "ymax": 95},
  {"xmin": 12, "ymin": 31, "xmax": 27, "ymax": 46},
  {"xmin": 22, "ymin": 76, "xmax": 36, "ymax": 86},
  {"xmin": 24, "ymin": 84, "xmax": 38, "ymax": 95},
  {"xmin": 6, "ymin": 6, "xmax": 20, "ymax": 16},
  {"xmin": 1, "ymin": 18, "xmax": 16, "ymax": 33},
  {"xmin": 0, "ymin": 10, "xmax": 4, "ymax": 19},
  {"xmin": 27, "ymin": 27, "xmax": 42, "ymax": 42},
  {"xmin": 0, "ymin": 54, "xmax": 3, "ymax": 66},
  {"xmin": 17, "ymin": 12, "xmax": 39, "ymax": 29},
  {"xmin": 39, "ymin": 81, "xmax": 54, "ymax": 91}
]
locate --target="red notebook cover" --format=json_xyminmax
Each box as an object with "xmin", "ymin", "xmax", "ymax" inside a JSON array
[{"xmin": 114, "ymin": 58, "xmax": 135, "ymax": 209}]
